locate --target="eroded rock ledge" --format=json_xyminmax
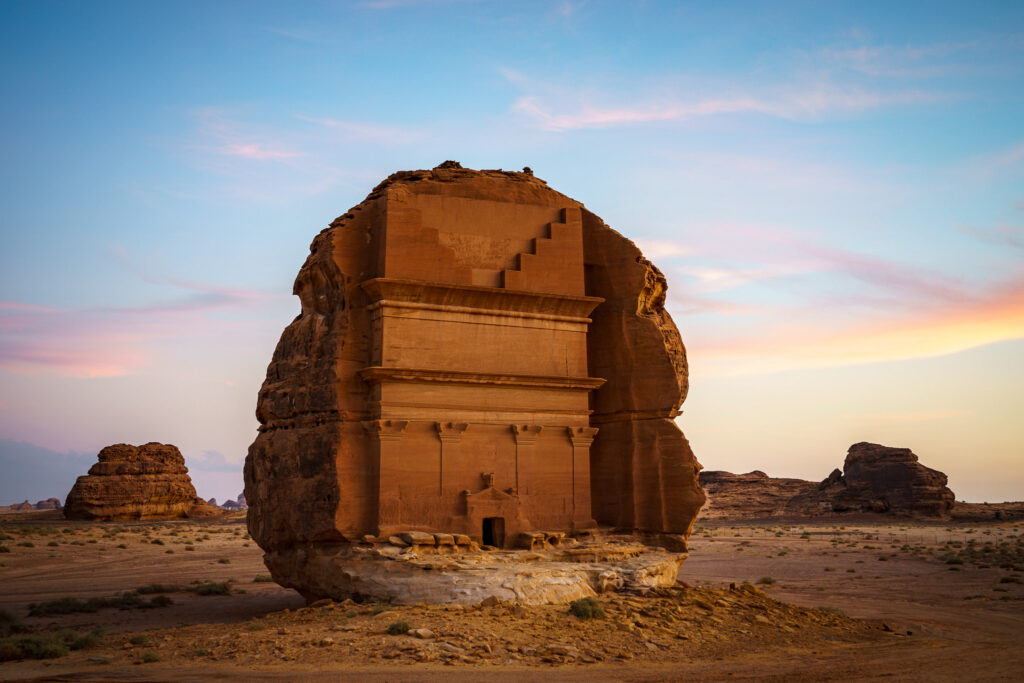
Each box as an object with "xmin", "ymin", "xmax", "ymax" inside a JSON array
[{"xmin": 266, "ymin": 533, "xmax": 685, "ymax": 606}]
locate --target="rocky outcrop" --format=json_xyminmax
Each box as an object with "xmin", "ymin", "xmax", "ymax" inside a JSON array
[
  {"xmin": 244, "ymin": 164, "xmax": 704, "ymax": 602},
  {"xmin": 788, "ymin": 442, "xmax": 955, "ymax": 517},
  {"xmin": 700, "ymin": 442, "xmax": 956, "ymax": 520},
  {"xmin": 64, "ymin": 443, "xmax": 221, "ymax": 520},
  {"xmin": 269, "ymin": 536, "xmax": 684, "ymax": 606},
  {"xmin": 699, "ymin": 471, "xmax": 816, "ymax": 519},
  {"xmin": 0, "ymin": 498, "xmax": 63, "ymax": 513}
]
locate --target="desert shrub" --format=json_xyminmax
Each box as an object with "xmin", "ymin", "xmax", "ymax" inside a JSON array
[
  {"xmin": 17, "ymin": 542, "xmax": 34, "ymax": 548},
  {"xmin": 253, "ymin": 575, "xmax": 274, "ymax": 583},
  {"xmin": 47, "ymin": 541, "xmax": 58, "ymax": 547},
  {"xmin": 0, "ymin": 546, "xmax": 9, "ymax": 553},
  {"xmin": 0, "ymin": 634, "xmax": 68, "ymax": 661},
  {"xmin": 191, "ymin": 581, "xmax": 231, "ymax": 596},
  {"xmin": 28, "ymin": 592, "xmax": 171, "ymax": 616},
  {"xmin": 138, "ymin": 650, "xmax": 160, "ymax": 663},
  {"xmin": 136, "ymin": 583, "xmax": 181, "ymax": 594},
  {"xmin": 386, "ymin": 621, "xmax": 411, "ymax": 635},
  {"xmin": 129, "ymin": 634, "xmax": 152, "ymax": 646},
  {"xmin": 0, "ymin": 610, "xmax": 27, "ymax": 637},
  {"xmin": 568, "ymin": 596, "xmax": 605, "ymax": 620},
  {"xmin": 999, "ymin": 576, "xmax": 1022, "ymax": 584},
  {"xmin": 757, "ymin": 576, "xmax": 775, "ymax": 585},
  {"xmin": 70, "ymin": 628, "xmax": 105, "ymax": 651},
  {"xmin": 151, "ymin": 539, "xmax": 164, "ymax": 546},
  {"xmin": 217, "ymin": 558, "xmax": 231, "ymax": 564},
  {"xmin": 185, "ymin": 546, "xmax": 195, "ymax": 551}
]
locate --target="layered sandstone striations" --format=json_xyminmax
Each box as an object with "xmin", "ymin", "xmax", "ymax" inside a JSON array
[
  {"xmin": 700, "ymin": 442, "xmax": 956, "ymax": 520},
  {"xmin": 244, "ymin": 164, "xmax": 705, "ymax": 602},
  {"xmin": 699, "ymin": 471, "xmax": 816, "ymax": 519},
  {"xmin": 64, "ymin": 443, "xmax": 220, "ymax": 520}
]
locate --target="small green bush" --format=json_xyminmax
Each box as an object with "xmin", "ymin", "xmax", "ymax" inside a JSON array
[
  {"xmin": 0, "ymin": 610, "xmax": 27, "ymax": 637},
  {"xmin": 70, "ymin": 628, "xmax": 104, "ymax": 651},
  {"xmin": 129, "ymin": 634, "xmax": 152, "ymax": 646},
  {"xmin": 568, "ymin": 596, "xmax": 605, "ymax": 620},
  {"xmin": 757, "ymin": 576, "xmax": 775, "ymax": 585},
  {"xmin": 217, "ymin": 558, "xmax": 231, "ymax": 564},
  {"xmin": 191, "ymin": 581, "xmax": 231, "ymax": 596},
  {"xmin": 138, "ymin": 650, "xmax": 160, "ymax": 663},
  {"xmin": 386, "ymin": 621, "xmax": 411, "ymax": 635},
  {"xmin": 0, "ymin": 635, "xmax": 68, "ymax": 661},
  {"xmin": 0, "ymin": 546, "xmax": 9, "ymax": 553},
  {"xmin": 17, "ymin": 542, "xmax": 34, "ymax": 548},
  {"xmin": 253, "ymin": 575, "xmax": 274, "ymax": 583}
]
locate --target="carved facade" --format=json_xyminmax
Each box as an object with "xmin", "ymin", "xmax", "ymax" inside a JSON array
[{"xmin": 244, "ymin": 165, "xmax": 705, "ymax": 560}]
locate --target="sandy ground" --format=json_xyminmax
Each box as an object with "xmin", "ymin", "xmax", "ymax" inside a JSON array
[{"xmin": 0, "ymin": 512, "xmax": 1021, "ymax": 681}]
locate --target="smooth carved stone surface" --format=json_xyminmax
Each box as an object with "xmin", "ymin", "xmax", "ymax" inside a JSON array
[
  {"xmin": 266, "ymin": 540, "xmax": 684, "ymax": 606},
  {"xmin": 700, "ymin": 442, "xmax": 956, "ymax": 520},
  {"xmin": 244, "ymin": 165, "xmax": 705, "ymax": 601},
  {"xmin": 64, "ymin": 443, "xmax": 220, "ymax": 521}
]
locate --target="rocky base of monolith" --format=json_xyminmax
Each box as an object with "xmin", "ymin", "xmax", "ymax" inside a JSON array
[
  {"xmin": 265, "ymin": 536, "xmax": 684, "ymax": 606},
  {"xmin": 64, "ymin": 443, "xmax": 221, "ymax": 521}
]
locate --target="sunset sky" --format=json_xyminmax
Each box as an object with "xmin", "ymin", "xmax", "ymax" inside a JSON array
[{"xmin": 1, "ymin": 1, "xmax": 1022, "ymax": 504}]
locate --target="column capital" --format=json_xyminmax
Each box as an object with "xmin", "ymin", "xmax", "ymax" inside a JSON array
[
  {"xmin": 435, "ymin": 421, "xmax": 469, "ymax": 443},
  {"xmin": 511, "ymin": 424, "xmax": 543, "ymax": 445},
  {"xmin": 361, "ymin": 419, "xmax": 408, "ymax": 442},
  {"xmin": 566, "ymin": 426, "xmax": 598, "ymax": 448}
]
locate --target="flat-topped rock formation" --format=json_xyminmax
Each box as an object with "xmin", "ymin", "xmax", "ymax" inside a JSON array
[
  {"xmin": 700, "ymin": 442, "xmax": 956, "ymax": 520},
  {"xmin": 699, "ymin": 471, "xmax": 816, "ymax": 519},
  {"xmin": 64, "ymin": 443, "xmax": 220, "ymax": 520},
  {"xmin": 244, "ymin": 163, "xmax": 705, "ymax": 603},
  {"xmin": 0, "ymin": 497, "xmax": 62, "ymax": 513}
]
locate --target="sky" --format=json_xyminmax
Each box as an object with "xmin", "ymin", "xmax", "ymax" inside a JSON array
[{"xmin": 1, "ymin": 1, "xmax": 1022, "ymax": 505}]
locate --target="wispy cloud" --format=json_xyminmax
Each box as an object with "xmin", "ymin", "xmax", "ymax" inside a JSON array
[
  {"xmin": 957, "ymin": 222, "xmax": 1024, "ymax": 251},
  {"xmin": 839, "ymin": 409, "xmax": 973, "ymax": 426},
  {"xmin": 504, "ymin": 68, "xmax": 948, "ymax": 132},
  {"xmin": 0, "ymin": 275, "xmax": 289, "ymax": 378},
  {"xmin": 688, "ymin": 273, "xmax": 1024, "ymax": 376},
  {"xmin": 294, "ymin": 115, "xmax": 421, "ymax": 144},
  {"xmin": 222, "ymin": 143, "xmax": 299, "ymax": 160}
]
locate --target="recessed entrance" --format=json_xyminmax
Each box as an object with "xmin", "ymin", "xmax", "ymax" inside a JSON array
[{"xmin": 482, "ymin": 516, "xmax": 505, "ymax": 547}]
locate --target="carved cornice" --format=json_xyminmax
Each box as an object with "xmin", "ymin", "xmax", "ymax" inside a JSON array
[
  {"xmin": 359, "ymin": 366, "xmax": 605, "ymax": 391},
  {"xmin": 361, "ymin": 277, "xmax": 603, "ymax": 319}
]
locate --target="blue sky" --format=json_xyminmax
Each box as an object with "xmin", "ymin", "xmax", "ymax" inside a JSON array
[{"xmin": 1, "ymin": 1, "xmax": 1022, "ymax": 504}]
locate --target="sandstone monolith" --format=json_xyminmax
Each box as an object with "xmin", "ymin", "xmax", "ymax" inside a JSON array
[
  {"xmin": 244, "ymin": 164, "xmax": 706, "ymax": 601},
  {"xmin": 64, "ymin": 443, "xmax": 220, "ymax": 520}
]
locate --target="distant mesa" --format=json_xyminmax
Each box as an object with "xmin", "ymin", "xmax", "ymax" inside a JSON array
[
  {"xmin": 0, "ymin": 497, "xmax": 62, "ymax": 514},
  {"xmin": 63, "ymin": 443, "xmax": 221, "ymax": 521},
  {"xmin": 701, "ymin": 442, "xmax": 960, "ymax": 520},
  {"xmin": 221, "ymin": 492, "xmax": 247, "ymax": 510}
]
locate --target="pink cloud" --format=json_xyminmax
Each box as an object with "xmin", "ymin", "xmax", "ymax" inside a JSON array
[
  {"xmin": 688, "ymin": 273, "xmax": 1024, "ymax": 376},
  {"xmin": 222, "ymin": 143, "xmax": 299, "ymax": 160},
  {"xmin": 0, "ymin": 280, "xmax": 290, "ymax": 378}
]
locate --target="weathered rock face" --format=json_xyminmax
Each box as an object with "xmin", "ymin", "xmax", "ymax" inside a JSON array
[
  {"xmin": 699, "ymin": 471, "xmax": 816, "ymax": 520},
  {"xmin": 64, "ymin": 443, "xmax": 220, "ymax": 520},
  {"xmin": 244, "ymin": 164, "xmax": 704, "ymax": 601},
  {"xmin": 792, "ymin": 442, "xmax": 955, "ymax": 517},
  {"xmin": 700, "ymin": 443, "xmax": 956, "ymax": 520}
]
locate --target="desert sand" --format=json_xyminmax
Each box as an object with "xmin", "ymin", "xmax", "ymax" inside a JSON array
[{"xmin": 1, "ymin": 511, "xmax": 1021, "ymax": 680}]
